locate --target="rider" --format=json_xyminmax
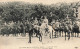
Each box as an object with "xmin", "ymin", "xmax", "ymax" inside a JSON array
[
  {"xmin": 42, "ymin": 16, "xmax": 49, "ymax": 35},
  {"xmin": 33, "ymin": 17, "xmax": 38, "ymax": 25},
  {"xmin": 55, "ymin": 20, "xmax": 60, "ymax": 29},
  {"xmin": 43, "ymin": 16, "xmax": 48, "ymax": 28},
  {"xmin": 32, "ymin": 17, "xmax": 39, "ymax": 31}
]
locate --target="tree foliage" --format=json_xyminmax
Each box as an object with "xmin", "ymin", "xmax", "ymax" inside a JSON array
[{"xmin": 0, "ymin": 2, "xmax": 79, "ymax": 23}]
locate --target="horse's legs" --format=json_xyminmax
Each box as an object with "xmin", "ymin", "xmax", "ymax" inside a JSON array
[
  {"xmin": 78, "ymin": 33, "xmax": 79, "ymax": 37},
  {"xmin": 29, "ymin": 35, "xmax": 31, "ymax": 43},
  {"xmin": 49, "ymin": 33, "xmax": 51, "ymax": 38},
  {"xmin": 65, "ymin": 32, "xmax": 66, "ymax": 40},
  {"xmin": 54, "ymin": 31, "xmax": 56, "ymax": 38},
  {"xmin": 62, "ymin": 31, "xmax": 63, "ymax": 37},
  {"xmin": 71, "ymin": 32, "xmax": 73, "ymax": 37},
  {"xmin": 50, "ymin": 30, "xmax": 54, "ymax": 39},
  {"xmin": 28, "ymin": 33, "xmax": 32, "ymax": 43},
  {"xmin": 60, "ymin": 31, "xmax": 62, "ymax": 37},
  {"xmin": 75, "ymin": 32, "xmax": 76, "ymax": 37},
  {"xmin": 39, "ymin": 34, "xmax": 42, "ymax": 42},
  {"xmin": 52, "ymin": 30, "xmax": 53, "ymax": 38},
  {"xmin": 57, "ymin": 31, "xmax": 58, "ymax": 37},
  {"xmin": 73, "ymin": 32, "xmax": 74, "ymax": 37},
  {"xmin": 49, "ymin": 33, "xmax": 52, "ymax": 39},
  {"xmin": 72, "ymin": 32, "xmax": 74, "ymax": 37},
  {"xmin": 59, "ymin": 31, "xmax": 61, "ymax": 37},
  {"xmin": 58, "ymin": 31, "xmax": 60, "ymax": 37},
  {"xmin": 35, "ymin": 33, "xmax": 38, "ymax": 37},
  {"xmin": 68, "ymin": 32, "xmax": 70, "ymax": 40},
  {"xmin": 39, "ymin": 36, "xmax": 42, "ymax": 42},
  {"xmin": 77, "ymin": 33, "xmax": 79, "ymax": 37},
  {"xmin": 41, "ymin": 33, "xmax": 42, "ymax": 42}
]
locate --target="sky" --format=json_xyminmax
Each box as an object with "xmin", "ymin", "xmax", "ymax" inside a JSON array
[{"xmin": 0, "ymin": 0, "xmax": 80, "ymax": 5}]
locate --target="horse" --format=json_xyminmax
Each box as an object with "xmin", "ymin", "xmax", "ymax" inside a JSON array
[
  {"xmin": 72, "ymin": 23, "xmax": 79, "ymax": 37},
  {"xmin": 34, "ymin": 22, "xmax": 54, "ymax": 39},
  {"xmin": 28, "ymin": 27, "xmax": 42, "ymax": 43},
  {"xmin": 58, "ymin": 23, "xmax": 65, "ymax": 37},
  {"xmin": 28, "ymin": 20, "xmax": 55, "ymax": 43},
  {"xmin": 28, "ymin": 22, "xmax": 42, "ymax": 43},
  {"xmin": 52, "ymin": 22, "xmax": 60, "ymax": 38},
  {"xmin": 40, "ymin": 22, "xmax": 55, "ymax": 38},
  {"xmin": 40, "ymin": 23, "xmax": 48, "ymax": 36}
]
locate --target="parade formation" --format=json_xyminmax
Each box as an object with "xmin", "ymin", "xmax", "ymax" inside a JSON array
[{"xmin": 0, "ymin": 2, "xmax": 80, "ymax": 43}]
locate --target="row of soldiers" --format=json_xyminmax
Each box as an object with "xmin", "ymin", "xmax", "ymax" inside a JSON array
[{"xmin": 1, "ymin": 15, "xmax": 80, "ymax": 37}]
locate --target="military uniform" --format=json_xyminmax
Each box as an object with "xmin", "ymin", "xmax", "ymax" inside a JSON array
[
  {"xmin": 42, "ymin": 17, "xmax": 48, "ymax": 28},
  {"xmin": 33, "ymin": 18, "xmax": 39, "ymax": 30},
  {"xmin": 33, "ymin": 18, "xmax": 38, "ymax": 25}
]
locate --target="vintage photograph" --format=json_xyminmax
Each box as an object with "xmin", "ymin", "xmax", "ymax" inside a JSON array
[{"xmin": 0, "ymin": 0, "xmax": 80, "ymax": 49}]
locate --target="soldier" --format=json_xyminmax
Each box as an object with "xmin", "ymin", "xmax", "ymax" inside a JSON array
[
  {"xmin": 41, "ymin": 16, "xmax": 49, "ymax": 36},
  {"xmin": 75, "ymin": 20, "xmax": 80, "ymax": 37},
  {"xmin": 33, "ymin": 17, "xmax": 38, "ymax": 25},
  {"xmin": 43, "ymin": 16, "xmax": 48, "ymax": 28},
  {"xmin": 25, "ymin": 19, "xmax": 30, "ymax": 32},
  {"xmin": 55, "ymin": 20, "xmax": 60, "ymax": 37},
  {"xmin": 55, "ymin": 20, "xmax": 59, "ymax": 29}
]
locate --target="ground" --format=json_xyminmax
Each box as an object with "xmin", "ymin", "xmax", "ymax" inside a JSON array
[{"xmin": 0, "ymin": 33, "xmax": 80, "ymax": 49}]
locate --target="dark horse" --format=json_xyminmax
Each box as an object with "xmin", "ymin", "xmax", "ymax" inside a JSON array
[
  {"xmin": 72, "ymin": 24, "xmax": 79, "ymax": 37},
  {"xmin": 28, "ymin": 28, "xmax": 42, "ymax": 43}
]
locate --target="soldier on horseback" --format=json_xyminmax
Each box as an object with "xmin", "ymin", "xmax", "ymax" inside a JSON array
[
  {"xmin": 54, "ymin": 20, "xmax": 60, "ymax": 37},
  {"xmin": 33, "ymin": 17, "xmax": 38, "ymax": 25},
  {"xmin": 28, "ymin": 17, "xmax": 42, "ymax": 43},
  {"xmin": 42, "ymin": 16, "xmax": 49, "ymax": 35},
  {"xmin": 73, "ymin": 20, "xmax": 79, "ymax": 37},
  {"xmin": 43, "ymin": 16, "xmax": 48, "ymax": 28}
]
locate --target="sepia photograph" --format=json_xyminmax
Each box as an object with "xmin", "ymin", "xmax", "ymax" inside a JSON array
[{"xmin": 0, "ymin": 0, "xmax": 80, "ymax": 49}]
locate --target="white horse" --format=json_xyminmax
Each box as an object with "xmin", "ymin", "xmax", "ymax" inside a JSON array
[
  {"xmin": 40, "ymin": 22, "xmax": 55, "ymax": 38},
  {"xmin": 33, "ymin": 22, "xmax": 55, "ymax": 39}
]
